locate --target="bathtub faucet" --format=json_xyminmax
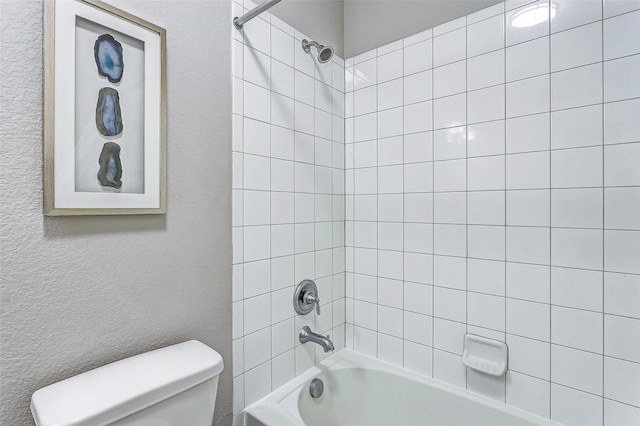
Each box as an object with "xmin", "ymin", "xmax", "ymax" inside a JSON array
[{"xmin": 299, "ymin": 326, "xmax": 335, "ymax": 352}]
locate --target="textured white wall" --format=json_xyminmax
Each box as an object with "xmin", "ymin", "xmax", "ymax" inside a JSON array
[{"xmin": 0, "ymin": 0, "xmax": 232, "ymax": 424}]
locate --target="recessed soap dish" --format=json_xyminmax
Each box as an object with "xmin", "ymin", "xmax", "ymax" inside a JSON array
[{"xmin": 462, "ymin": 334, "xmax": 508, "ymax": 377}]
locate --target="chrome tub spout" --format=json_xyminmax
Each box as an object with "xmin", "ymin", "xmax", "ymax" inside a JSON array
[{"xmin": 299, "ymin": 326, "xmax": 335, "ymax": 352}]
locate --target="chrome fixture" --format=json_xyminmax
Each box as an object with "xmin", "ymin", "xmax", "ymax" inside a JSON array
[
  {"xmin": 233, "ymin": 0, "xmax": 282, "ymax": 30},
  {"xmin": 299, "ymin": 326, "xmax": 335, "ymax": 352},
  {"xmin": 309, "ymin": 378, "xmax": 324, "ymax": 398},
  {"xmin": 294, "ymin": 279, "xmax": 321, "ymax": 315},
  {"xmin": 302, "ymin": 39, "xmax": 334, "ymax": 63}
]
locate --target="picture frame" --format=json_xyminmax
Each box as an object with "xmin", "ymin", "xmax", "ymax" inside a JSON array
[{"xmin": 44, "ymin": 0, "xmax": 166, "ymax": 215}]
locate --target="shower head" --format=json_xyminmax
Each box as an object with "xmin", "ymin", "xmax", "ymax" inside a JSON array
[{"xmin": 302, "ymin": 39, "xmax": 334, "ymax": 64}]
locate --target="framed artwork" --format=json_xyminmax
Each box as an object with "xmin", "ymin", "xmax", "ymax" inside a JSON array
[{"xmin": 44, "ymin": 0, "xmax": 166, "ymax": 215}]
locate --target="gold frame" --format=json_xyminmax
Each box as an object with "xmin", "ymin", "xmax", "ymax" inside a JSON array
[{"xmin": 44, "ymin": 0, "xmax": 167, "ymax": 215}]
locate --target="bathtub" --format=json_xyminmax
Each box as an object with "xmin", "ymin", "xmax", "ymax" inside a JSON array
[{"xmin": 244, "ymin": 349, "xmax": 562, "ymax": 426}]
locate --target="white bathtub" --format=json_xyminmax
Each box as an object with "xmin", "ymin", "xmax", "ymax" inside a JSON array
[{"xmin": 244, "ymin": 349, "xmax": 562, "ymax": 426}]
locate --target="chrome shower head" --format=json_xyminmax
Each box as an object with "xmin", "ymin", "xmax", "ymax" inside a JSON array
[{"xmin": 302, "ymin": 39, "xmax": 334, "ymax": 64}]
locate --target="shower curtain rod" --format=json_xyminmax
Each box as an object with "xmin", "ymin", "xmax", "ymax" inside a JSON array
[{"xmin": 233, "ymin": 0, "xmax": 283, "ymax": 30}]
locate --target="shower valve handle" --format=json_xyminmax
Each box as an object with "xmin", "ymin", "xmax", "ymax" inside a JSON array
[{"xmin": 304, "ymin": 292, "xmax": 321, "ymax": 315}]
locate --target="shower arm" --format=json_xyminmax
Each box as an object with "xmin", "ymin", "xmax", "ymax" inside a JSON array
[{"xmin": 233, "ymin": 0, "xmax": 283, "ymax": 30}]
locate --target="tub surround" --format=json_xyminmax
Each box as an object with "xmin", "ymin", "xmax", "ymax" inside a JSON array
[
  {"xmin": 231, "ymin": 1, "xmax": 347, "ymax": 422},
  {"xmin": 344, "ymin": 1, "xmax": 640, "ymax": 424},
  {"xmin": 234, "ymin": 0, "xmax": 640, "ymax": 425}
]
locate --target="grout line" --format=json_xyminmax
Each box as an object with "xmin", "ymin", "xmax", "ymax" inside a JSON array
[
  {"xmin": 503, "ymin": 4, "xmax": 508, "ymax": 401},
  {"xmin": 601, "ymin": 3, "xmax": 606, "ymax": 421},
  {"xmin": 547, "ymin": 8, "xmax": 553, "ymax": 417}
]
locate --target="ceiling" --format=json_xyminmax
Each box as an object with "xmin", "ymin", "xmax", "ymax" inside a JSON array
[{"xmin": 344, "ymin": 0, "xmax": 503, "ymax": 57}]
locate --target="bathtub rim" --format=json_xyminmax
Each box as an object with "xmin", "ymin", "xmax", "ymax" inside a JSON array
[{"xmin": 242, "ymin": 348, "xmax": 563, "ymax": 426}]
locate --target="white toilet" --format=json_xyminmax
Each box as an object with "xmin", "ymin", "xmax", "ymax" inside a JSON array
[{"xmin": 30, "ymin": 340, "xmax": 224, "ymax": 426}]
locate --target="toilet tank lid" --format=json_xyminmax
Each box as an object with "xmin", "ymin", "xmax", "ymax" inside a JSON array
[{"xmin": 30, "ymin": 340, "xmax": 224, "ymax": 426}]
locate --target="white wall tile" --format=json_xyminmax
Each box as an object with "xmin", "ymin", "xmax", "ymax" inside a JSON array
[
  {"xmin": 433, "ymin": 350, "xmax": 466, "ymax": 388},
  {"xmin": 354, "ymin": 58, "xmax": 377, "ymax": 90},
  {"xmin": 506, "ymin": 262, "xmax": 550, "ymax": 303},
  {"xmin": 434, "ymin": 61, "xmax": 466, "ymax": 98},
  {"xmin": 468, "ymin": 259, "xmax": 505, "ymax": 296},
  {"xmin": 551, "ymin": 64, "xmax": 603, "ymax": 111},
  {"xmin": 551, "ymin": 306, "xmax": 603, "ymax": 353},
  {"xmin": 605, "ymin": 314, "xmax": 640, "ymax": 363},
  {"xmin": 551, "ymin": 188, "xmax": 603, "ymax": 229},
  {"xmin": 605, "ymin": 142, "xmax": 640, "ymax": 186},
  {"xmin": 433, "ymin": 28, "xmax": 466, "ymax": 67},
  {"xmin": 604, "ymin": 10, "xmax": 640, "ymax": 60},
  {"xmin": 551, "ymin": 104, "xmax": 602, "ymax": 149},
  {"xmin": 404, "ymin": 39, "xmax": 433, "ymax": 75},
  {"xmin": 551, "ymin": 345, "xmax": 603, "ymax": 395},
  {"xmin": 506, "ymin": 371, "xmax": 550, "ymax": 418},
  {"xmin": 506, "ymin": 75, "xmax": 550, "ymax": 118},
  {"xmin": 434, "ymin": 159, "xmax": 466, "ymax": 192},
  {"xmin": 604, "ymin": 357, "xmax": 640, "ymax": 407},
  {"xmin": 433, "ymin": 317, "xmax": 466, "ymax": 354},
  {"xmin": 551, "ymin": 384, "xmax": 603, "ymax": 426},
  {"xmin": 404, "ymin": 341, "xmax": 433, "ymax": 377},
  {"xmin": 507, "ymin": 334, "xmax": 551, "ymax": 379},
  {"xmin": 404, "ymin": 311, "xmax": 433, "ymax": 344},
  {"xmin": 506, "ymin": 152, "xmax": 550, "ymax": 189},
  {"xmin": 378, "ymin": 79, "xmax": 403, "ymax": 111},
  {"xmin": 604, "ymin": 399, "xmax": 640, "ymax": 426},
  {"xmin": 506, "ymin": 298, "xmax": 550, "ymax": 341},
  {"xmin": 604, "ymin": 272, "xmax": 640, "ymax": 318},
  {"xmin": 506, "ymin": 113, "xmax": 550, "ymax": 153},
  {"xmin": 378, "ymin": 49, "xmax": 403, "ymax": 83},
  {"xmin": 434, "ymin": 192, "xmax": 466, "ymax": 224},
  {"xmin": 404, "ymin": 101, "xmax": 433, "ymax": 134},
  {"xmin": 404, "ymin": 281, "xmax": 433, "ymax": 315},
  {"xmin": 468, "ymin": 120, "xmax": 506, "ymax": 157},
  {"xmin": 605, "ymin": 54, "xmax": 640, "ymax": 102},
  {"xmin": 604, "ymin": 0, "xmax": 640, "ymax": 19},
  {"xmin": 506, "ymin": 37, "xmax": 549, "ymax": 82},
  {"xmin": 507, "ymin": 189, "xmax": 550, "ymax": 226},
  {"xmin": 605, "ymin": 98, "xmax": 640, "ymax": 145},
  {"xmin": 433, "ymin": 94, "xmax": 466, "ymax": 130},
  {"xmin": 403, "ymin": 132, "xmax": 433, "ymax": 163},
  {"xmin": 551, "ymin": 267, "xmax": 603, "ymax": 312},
  {"xmin": 553, "ymin": 0, "xmax": 602, "ymax": 32},
  {"xmin": 468, "ymin": 292, "xmax": 505, "ymax": 331},
  {"xmin": 378, "ymin": 107, "xmax": 404, "ymax": 138},
  {"xmin": 468, "ymin": 155, "xmax": 506, "ymax": 190},
  {"xmin": 605, "ymin": 230, "xmax": 640, "ymax": 274},
  {"xmin": 434, "ymin": 255, "xmax": 467, "ymax": 290},
  {"xmin": 468, "ymin": 191, "xmax": 506, "ymax": 225},
  {"xmin": 434, "ymin": 287, "xmax": 466, "ymax": 322},
  {"xmin": 506, "ymin": 1, "xmax": 550, "ymax": 46},
  {"xmin": 467, "ymin": 14, "xmax": 505, "ymax": 57},
  {"xmin": 551, "ymin": 22, "xmax": 602, "ymax": 72},
  {"xmin": 468, "ymin": 50, "xmax": 505, "ymax": 91},
  {"xmin": 551, "ymin": 228, "xmax": 604, "ymax": 270},
  {"xmin": 434, "ymin": 224, "xmax": 467, "ymax": 257},
  {"xmin": 354, "ymin": 86, "xmax": 376, "ymax": 116},
  {"xmin": 434, "ymin": 127, "xmax": 466, "ymax": 161},
  {"xmin": 404, "ymin": 70, "xmax": 432, "ymax": 105},
  {"xmin": 468, "ymin": 85, "xmax": 506, "ymax": 124},
  {"xmin": 468, "ymin": 225, "xmax": 506, "ymax": 261}
]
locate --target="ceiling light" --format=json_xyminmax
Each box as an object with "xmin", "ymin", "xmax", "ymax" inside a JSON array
[{"xmin": 511, "ymin": 3, "xmax": 556, "ymax": 28}]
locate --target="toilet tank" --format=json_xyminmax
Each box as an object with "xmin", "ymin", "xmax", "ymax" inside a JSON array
[{"xmin": 31, "ymin": 340, "xmax": 224, "ymax": 426}]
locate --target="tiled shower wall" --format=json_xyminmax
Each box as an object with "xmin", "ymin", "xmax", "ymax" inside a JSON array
[
  {"xmin": 344, "ymin": 0, "xmax": 640, "ymax": 424},
  {"xmin": 231, "ymin": 0, "xmax": 346, "ymax": 419}
]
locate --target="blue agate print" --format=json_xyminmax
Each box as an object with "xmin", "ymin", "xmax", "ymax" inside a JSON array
[
  {"xmin": 94, "ymin": 34, "xmax": 124, "ymax": 83},
  {"xmin": 96, "ymin": 87, "xmax": 123, "ymax": 136},
  {"xmin": 97, "ymin": 142, "xmax": 123, "ymax": 189}
]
